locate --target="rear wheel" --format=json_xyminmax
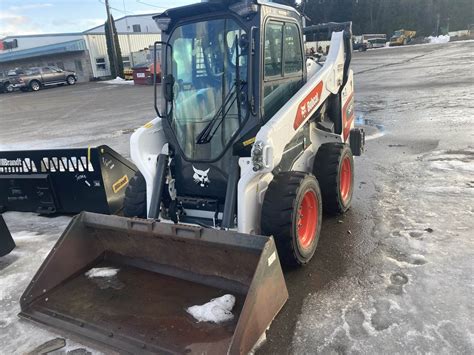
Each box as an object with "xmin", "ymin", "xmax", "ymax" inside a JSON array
[
  {"xmin": 261, "ymin": 172, "xmax": 322, "ymax": 267},
  {"xmin": 123, "ymin": 171, "xmax": 147, "ymax": 218},
  {"xmin": 30, "ymin": 80, "xmax": 41, "ymax": 92},
  {"xmin": 313, "ymin": 143, "xmax": 354, "ymax": 215}
]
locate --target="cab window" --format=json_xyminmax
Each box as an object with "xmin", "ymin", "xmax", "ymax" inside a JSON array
[{"xmin": 263, "ymin": 20, "xmax": 303, "ymax": 122}]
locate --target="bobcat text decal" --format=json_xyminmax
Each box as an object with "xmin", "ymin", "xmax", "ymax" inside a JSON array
[
  {"xmin": 193, "ymin": 166, "xmax": 210, "ymax": 187},
  {"xmin": 294, "ymin": 81, "xmax": 324, "ymax": 130}
]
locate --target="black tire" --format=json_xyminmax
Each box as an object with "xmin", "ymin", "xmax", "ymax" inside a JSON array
[
  {"xmin": 313, "ymin": 143, "xmax": 354, "ymax": 215},
  {"xmin": 29, "ymin": 80, "xmax": 41, "ymax": 92},
  {"xmin": 123, "ymin": 171, "xmax": 147, "ymax": 218},
  {"xmin": 261, "ymin": 172, "xmax": 322, "ymax": 267},
  {"xmin": 66, "ymin": 75, "xmax": 76, "ymax": 85}
]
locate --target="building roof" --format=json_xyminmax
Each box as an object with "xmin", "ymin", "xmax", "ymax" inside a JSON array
[
  {"xmin": 0, "ymin": 39, "xmax": 87, "ymax": 63},
  {"xmin": 84, "ymin": 13, "xmax": 159, "ymax": 32},
  {"xmin": 1, "ymin": 33, "xmax": 82, "ymax": 41}
]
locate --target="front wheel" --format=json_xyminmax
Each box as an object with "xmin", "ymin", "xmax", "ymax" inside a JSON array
[
  {"xmin": 29, "ymin": 80, "xmax": 41, "ymax": 92},
  {"xmin": 261, "ymin": 172, "xmax": 322, "ymax": 267},
  {"xmin": 313, "ymin": 143, "xmax": 354, "ymax": 215},
  {"xmin": 66, "ymin": 75, "xmax": 76, "ymax": 85}
]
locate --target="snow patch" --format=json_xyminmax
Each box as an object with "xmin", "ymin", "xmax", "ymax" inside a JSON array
[
  {"xmin": 430, "ymin": 160, "xmax": 474, "ymax": 173},
  {"xmin": 85, "ymin": 267, "xmax": 119, "ymax": 278},
  {"xmin": 98, "ymin": 76, "xmax": 134, "ymax": 85},
  {"xmin": 427, "ymin": 35, "xmax": 450, "ymax": 44},
  {"xmin": 12, "ymin": 231, "xmax": 41, "ymax": 240},
  {"xmin": 186, "ymin": 294, "xmax": 235, "ymax": 323}
]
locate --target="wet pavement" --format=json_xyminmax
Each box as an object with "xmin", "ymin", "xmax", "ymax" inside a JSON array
[
  {"xmin": 259, "ymin": 41, "xmax": 474, "ymax": 354},
  {"xmin": 1, "ymin": 41, "xmax": 473, "ymax": 354}
]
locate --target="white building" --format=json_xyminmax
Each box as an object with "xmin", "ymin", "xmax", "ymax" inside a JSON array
[{"xmin": 0, "ymin": 14, "xmax": 161, "ymax": 81}]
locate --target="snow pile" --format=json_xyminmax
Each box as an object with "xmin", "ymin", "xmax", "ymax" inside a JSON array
[
  {"xmin": 427, "ymin": 35, "xmax": 450, "ymax": 44},
  {"xmin": 85, "ymin": 267, "xmax": 119, "ymax": 278},
  {"xmin": 98, "ymin": 76, "xmax": 134, "ymax": 85},
  {"xmin": 187, "ymin": 294, "xmax": 235, "ymax": 323}
]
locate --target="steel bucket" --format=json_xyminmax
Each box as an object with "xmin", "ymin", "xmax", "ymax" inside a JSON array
[{"xmin": 20, "ymin": 212, "xmax": 288, "ymax": 354}]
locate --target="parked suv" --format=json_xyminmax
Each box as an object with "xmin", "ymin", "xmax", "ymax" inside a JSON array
[{"xmin": 11, "ymin": 66, "xmax": 77, "ymax": 92}]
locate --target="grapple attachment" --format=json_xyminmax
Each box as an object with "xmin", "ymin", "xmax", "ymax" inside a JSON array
[
  {"xmin": 0, "ymin": 145, "xmax": 136, "ymax": 215},
  {"xmin": 20, "ymin": 212, "xmax": 288, "ymax": 354}
]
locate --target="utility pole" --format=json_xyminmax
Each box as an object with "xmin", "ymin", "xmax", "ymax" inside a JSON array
[
  {"xmin": 105, "ymin": 0, "xmax": 119, "ymax": 77},
  {"xmin": 436, "ymin": 13, "xmax": 440, "ymax": 36}
]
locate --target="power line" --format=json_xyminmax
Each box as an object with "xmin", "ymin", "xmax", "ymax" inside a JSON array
[
  {"xmin": 98, "ymin": 0, "xmax": 133, "ymax": 14},
  {"xmin": 136, "ymin": 0, "xmax": 168, "ymax": 10}
]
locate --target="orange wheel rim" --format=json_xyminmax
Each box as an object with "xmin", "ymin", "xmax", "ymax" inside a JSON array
[
  {"xmin": 297, "ymin": 190, "xmax": 318, "ymax": 249},
  {"xmin": 340, "ymin": 156, "xmax": 352, "ymax": 204}
]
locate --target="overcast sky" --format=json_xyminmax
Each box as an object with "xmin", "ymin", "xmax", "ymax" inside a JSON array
[{"xmin": 0, "ymin": 0, "xmax": 195, "ymax": 38}]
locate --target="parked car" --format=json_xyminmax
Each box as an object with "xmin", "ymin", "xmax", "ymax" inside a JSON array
[
  {"xmin": 11, "ymin": 66, "xmax": 77, "ymax": 92},
  {"xmin": 352, "ymin": 40, "xmax": 368, "ymax": 51},
  {"xmin": 367, "ymin": 37, "xmax": 387, "ymax": 49}
]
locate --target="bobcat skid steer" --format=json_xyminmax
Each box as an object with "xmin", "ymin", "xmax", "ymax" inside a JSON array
[{"xmin": 20, "ymin": 1, "xmax": 364, "ymax": 353}]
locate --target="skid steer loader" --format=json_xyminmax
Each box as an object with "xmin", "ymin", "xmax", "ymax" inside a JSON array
[{"xmin": 20, "ymin": 1, "xmax": 364, "ymax": 353}]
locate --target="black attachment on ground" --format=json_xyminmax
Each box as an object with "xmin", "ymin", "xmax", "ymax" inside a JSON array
[
  {"xmin": 0, "ymin": 145, "xmax": 137, "ymax": 215},
  {"xmin": 148, "ymin": 154, "xmax": 168, "ymax": 219}
]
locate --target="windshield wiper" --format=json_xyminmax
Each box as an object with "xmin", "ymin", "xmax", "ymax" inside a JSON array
[
  {"xmin": 196, "ymin": 36, "xmax": 244, "ymax": 145},
  {"xmin": 195, "ymin": 82, "xmax": 238, "ymax": 144}
]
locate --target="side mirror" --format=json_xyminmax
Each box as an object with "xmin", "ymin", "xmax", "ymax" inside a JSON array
[{"xmin": 163, "ymin": 74, "xmax": 174, "ymax": 102}]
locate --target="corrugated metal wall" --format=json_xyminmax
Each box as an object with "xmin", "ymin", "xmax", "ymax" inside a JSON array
[{"xmin": 84, "ymin": 33, "xmax": 161, "ymax": 78}]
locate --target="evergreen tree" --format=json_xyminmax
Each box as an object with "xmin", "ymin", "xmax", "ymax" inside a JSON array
[
  {"xmin": 104, "ymin": 16, "xmax": 124, "ymax": 78},
  {"xmin": 293, "ymin": 0, "xmax": 472, "ymax": 37}
]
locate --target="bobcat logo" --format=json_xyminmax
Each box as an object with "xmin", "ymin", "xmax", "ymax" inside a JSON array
[{"xmin": 193, "ymin": 166, "xmax": 210, "ymax": 187}]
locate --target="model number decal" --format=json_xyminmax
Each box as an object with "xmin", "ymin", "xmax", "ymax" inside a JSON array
[
  {"xmin": 112, "ymin": 175, "xmax": 129, "ymax": 193},
  {"xmin": 294, "ymin": 81, "xmax": 324, "ymax": 130}
]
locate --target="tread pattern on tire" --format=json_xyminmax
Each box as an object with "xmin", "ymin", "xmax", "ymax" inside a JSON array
[
  {"xmin": 261, "ymin": 171, "xmax": 317, "ymax": 267},
  {"xmin": 123, "ymin": 171, "xmax": 147, "ymax": 218},
  {"xmin": 313, "ymin": 143, "xmax": 353, "ymax": 215}
]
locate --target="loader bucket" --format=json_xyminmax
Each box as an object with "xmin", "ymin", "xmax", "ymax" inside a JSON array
[
  {"xmin": 19, "ymin": 212, "xmax": 288, "ymax": 354},
  {"xmin": 0, "ymin": 214, "xmax": 15, "ymax": 256},
  {"xmin": 0, "ymin": 145, "xmax": 136, "ymax": 215}
]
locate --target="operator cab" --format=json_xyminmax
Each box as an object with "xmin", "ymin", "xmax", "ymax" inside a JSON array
[{"xmin": 153, "ymin": 0, "xmax": 305, "ymax": 227}]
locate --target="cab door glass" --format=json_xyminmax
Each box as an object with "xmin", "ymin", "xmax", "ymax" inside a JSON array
[
  {"xmin": 264, "ymin": 22, "xmax": 283, "ymax": 77},
  {"xmin": 284, "ymin": 23, "xmax": 303, "ymax": 75},
  {"xmin": 263, "ymin": 21, "xmax": 304, "ymax": 122}
]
